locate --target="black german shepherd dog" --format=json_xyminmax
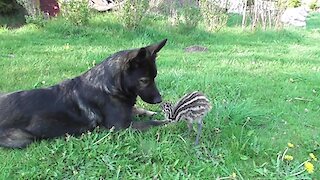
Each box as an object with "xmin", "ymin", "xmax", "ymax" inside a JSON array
[{"xmin": 0, "ymin": 39, "xmax": 167, "ymax": 148}]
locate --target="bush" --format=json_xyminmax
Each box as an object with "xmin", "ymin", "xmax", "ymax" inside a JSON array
[
  {"xmin": 16, "ymin": 0, "xmax": 47, "ymax": 27},
  {"xmin": 179, "ymin": 2, "xmax": 201, "ymax": 30},
  {"xmin": 288, "ymin": 0, "xmax": 301, "ymax": 8},
  {"xmin": 309, "ymin": 0, "xmax": 319, "ymax": 10},
  {"xmin": 0, "ymin": 0, "xmax": 20, "ymax": 14},
  {"xmin": 117, "ymin": 0, "xmax": 149, "ymax": 29},
  {"xmin": 199, "ymin": 0, "xmax": 228, "ymax": 32},
  {"xmin": 59, "ymin": 0, "xmax": 91, "ymax": 26},
  {"xmin": 154, "ymin": 1, "xmax": 201, "ymax": 30},
  {"xmin": 25, "ymin": 13, "xmax": 47, "ymax": 27}
]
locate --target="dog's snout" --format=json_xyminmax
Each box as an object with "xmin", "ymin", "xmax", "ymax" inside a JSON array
[{"xmin": 153, "ymin": 96, "xmax": 162, "ymax": 104}]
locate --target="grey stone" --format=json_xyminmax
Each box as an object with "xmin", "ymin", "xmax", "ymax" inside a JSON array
[{"xmin": 281, "ymin": 7, "xmax": 309, "ymax": 27}]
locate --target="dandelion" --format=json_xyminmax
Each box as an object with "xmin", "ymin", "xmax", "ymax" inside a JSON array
[
  {"xmin": 231, "ymin": 172, "xmax": 236, "ymax": 178},
  {"xmin": 287, "ymin": 142, "xmax": 294, "ymax": 148},
  {"xmin": 64, "ymin": 43, "xmax": 70, "ymax": 50},
  {"xmin": 304, "ymin": 162, "xmax": 314, "ymax": 173},
  {"xmin": 309, "ymin": 153, "xmax": 318, "ymax": 161},
  {"xmin": 284, "ymin": 155, "xmax": 294, "ymax": 161}
]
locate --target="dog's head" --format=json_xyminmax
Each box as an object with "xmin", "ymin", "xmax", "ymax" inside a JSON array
[{"xmin": 122, "ymin": 39, "xmax": 167, "ymax": 104}]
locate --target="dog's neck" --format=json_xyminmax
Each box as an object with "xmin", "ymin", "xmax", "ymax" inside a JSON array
[{"xmin": 81, "ymin": 58, "xmax": 118, "ymax": 91}]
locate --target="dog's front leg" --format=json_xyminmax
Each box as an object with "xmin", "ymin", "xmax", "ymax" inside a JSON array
[
  {"xmin": 100, "ymin": 103, "xmax": 133, "ymax": 130},
  {"xmin": 101, "ymin": 103, "xmax": 168, "ymax": 131},
  {"xmin": 132, "ymin": 106, "xmax": 157, "ymax": 116}
]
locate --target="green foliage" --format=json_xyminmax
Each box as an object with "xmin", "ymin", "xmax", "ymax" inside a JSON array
[
  {"xmin": 0, "ymin": 2, "xmax": 26, "ymax": 28},
  {"xmin": 149, "ymin": 1, "xmax": 201, "ymax": 30},
  {"xmin": 16, "ymin": 0, "xmax": 39, "ymax": 16},
  {"xmin": 266, "ymin": 145, "xmax": 317, "ymax": 178},
  {"xmin": 309, "ymin": 0, "xmax": 319, "ymax": 10},
  {"xmin": 59, "ymin": 0, "xmax": 91, "ymax": 26},
  {"xmin": 199, "ymin": 0, "xmax": 228, "ymax": 32},
  {"xmin": 178, "ymin": 3, "xmax": 201, "ymax": 30},
  {"xmin": 117, "ymin": 0, "xmax": 149, "ymax": 29},
  {"xmin": 288, "ymin": 0, "xmax": 302, "ymax": 7},
  {"xmin": 16, "ymin": 0, "xmax": 47, "ymax": 27},
  {"xmin": 25, "ymin": 13, "xmax": 47, "ymax": 27},
  {"xmin": 0, "ymin": 0, "xmax": 20, "ymax": 14}
]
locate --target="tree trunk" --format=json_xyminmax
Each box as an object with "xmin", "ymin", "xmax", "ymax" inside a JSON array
[{"xmin": 242, "ymin": 0, "xmax": 248, "ymax": 30}]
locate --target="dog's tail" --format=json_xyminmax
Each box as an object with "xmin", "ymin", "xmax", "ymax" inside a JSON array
[{"xmin": 0, "ymin": 128, "xmax": 34, "ymax": 148}]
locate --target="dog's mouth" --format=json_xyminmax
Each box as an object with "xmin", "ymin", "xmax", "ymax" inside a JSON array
[
  {"xmin": 138, "ymin": 89, "xmax": 162, "ymax": 104},
  {"xmin": 137, "ymin": 82, "xmax": 162, "ymax": 104},
  {"xmin": 150, "ymin": 95, "xmax": 162, "ymax": 104},
  {"xmin": 140, "ymin": 94, "xmax": 162, "ymax": 104}
]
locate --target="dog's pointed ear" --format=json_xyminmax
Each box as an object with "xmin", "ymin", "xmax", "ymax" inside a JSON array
[
  {"xmin": 127, "ymin": 47, "xmax": 147, "ymax": 65},
  {"xmin": 146, "ymin": 39, "xmax": 167, "ymax": 55}
]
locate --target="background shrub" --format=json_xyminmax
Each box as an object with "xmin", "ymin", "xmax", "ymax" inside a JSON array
[
  {"xmin": 309, "ymin": 0, "xmax": 319, "ymax": 10},
  {"xmin": 179, "ymin": 2, "xmax": 201, "ymax": 30},
  {"xmin": 288, "ymin": 0, "xmax": 302, "ymax": 7},
  {"xmin": 199, "ymin": 0, "xmax": 228, "ymax": 32},
  {"xmin": 0, "ymin": 0, "xmax": 20, "ymax": 14},
  {"xmin": 59, "ymin": 0, "xmax": 91, "ymax": 26},
  {"xmin": 117, "ymin": 0, "xmax": 149, "ymax": 29},
  {"xmin": 15, "ymin": 0, "xmax": 47, "ymax": 27}
]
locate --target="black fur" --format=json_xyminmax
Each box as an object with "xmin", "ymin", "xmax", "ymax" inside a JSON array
[{"xmin": 0, "ymin": 39, "xmax": 167, "ymax": 148}]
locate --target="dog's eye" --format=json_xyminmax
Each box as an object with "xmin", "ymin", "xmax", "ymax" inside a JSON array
[{"xmin": 139, "ymin": 78, "xmax": 150, "ymax": 84}]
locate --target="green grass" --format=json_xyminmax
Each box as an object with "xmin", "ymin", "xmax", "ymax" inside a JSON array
[{"xmin": 0, "ymin": 13, "xmax": 320, "ymax": 179}]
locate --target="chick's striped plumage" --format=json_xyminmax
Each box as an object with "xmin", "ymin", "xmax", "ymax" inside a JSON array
[
  {"xmin": 171, "ymin": 91, "xmax": 211, "ymax": 122},
  {"xmin": 161, "ymin": 91, "xmax": 212, "ymax": 145}
]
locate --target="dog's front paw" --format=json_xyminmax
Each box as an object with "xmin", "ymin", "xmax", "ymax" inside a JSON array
[{"xmin": 145, "ymin": 110, "xmax": 157, "ymax": 116}]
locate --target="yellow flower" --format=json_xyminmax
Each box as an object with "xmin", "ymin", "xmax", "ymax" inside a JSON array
[
  {"xmin": 309, "ymin": 153, "xmax": 318, "ymax": 161},
  {"xmin": 287, "ymin": 142, "xmax": 294, "ymax": 148},
  {"xmin": 284, "ymin": 155, "xmax": 294, "ymax": 161},
  {"xmin": 231, "ymin": 172, "xmax": 236, "ymax": 178},
  {"xmin": 64, "ymin": 43, "xmax": 70, "ymax": 50},
  {"xmin": 304, "ymin": 162, "xmax": 314, "ymax": 173}
]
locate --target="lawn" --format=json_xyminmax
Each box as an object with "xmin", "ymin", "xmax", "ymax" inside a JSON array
[{"xmin": 0, "ymin": 12, "xmax": 319, "ymax": 179}]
